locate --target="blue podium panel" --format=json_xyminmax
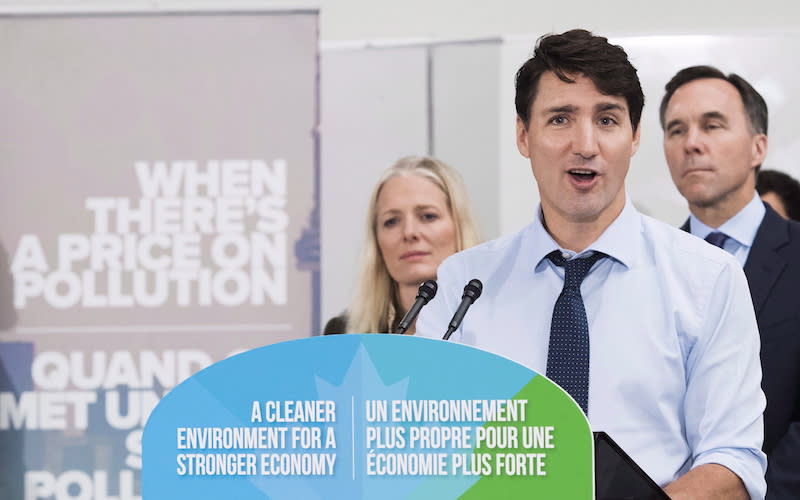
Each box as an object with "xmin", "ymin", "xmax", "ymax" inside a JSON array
[{"xmin": 143, "ymin": 335, "xmax": 593, "ymax": 499}]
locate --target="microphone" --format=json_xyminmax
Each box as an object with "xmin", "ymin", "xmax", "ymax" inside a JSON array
[
  {"xmin": 443, "ymin": 279, "xmax": 482, "ymax": 340},
  {"xmin": 395, "ymin": 280, "xmax": 438, "ymax": 334}
]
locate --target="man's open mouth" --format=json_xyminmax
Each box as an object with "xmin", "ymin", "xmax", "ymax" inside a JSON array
[{"xmin": 568, "ymin": 169, "xmax": 598, "ymax": 181}]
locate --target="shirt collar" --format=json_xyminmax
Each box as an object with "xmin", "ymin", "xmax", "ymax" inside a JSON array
[
  {"xmin": 528, "ymin": 197, "xmax": 641, "ymax": 271},
  {"xmin": 688, "ymin": 191, "xmax": 765, "ymax": 248}
]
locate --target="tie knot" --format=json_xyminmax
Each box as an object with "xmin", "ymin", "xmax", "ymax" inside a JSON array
[
  {"xmin": 704, "ymin": 231, "xmax": 729, "ymax": 248},
  {"xmin": 547, "ymin": 251, "xmax": 606, "ymax": 288}
]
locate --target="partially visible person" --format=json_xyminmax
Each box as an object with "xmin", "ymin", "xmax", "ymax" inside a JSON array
[
  {"xmin": 661, "ymin": 64, "xmax": 800, "ymax": 499},
  {"xmin": 324, "ymin": 156, "xmax": 479, "ymax": 335},
  {"xmin": 419, "ymin": 30, "xmax": 766, "ymax": 499},
  {"xmin": 757, "ymin": 169, "xmax": 800, "ymax": 221}
]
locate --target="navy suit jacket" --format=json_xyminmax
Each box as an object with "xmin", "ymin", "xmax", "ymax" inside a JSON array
[{"xmin": 683, "ymin": 204, "xmax": 800, "ymax": 499}]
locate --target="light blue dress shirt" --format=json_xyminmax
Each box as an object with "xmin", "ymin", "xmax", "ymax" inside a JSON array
[
  {"xmin": 417, "ymin": 200, "xmax": 767, "ymax": 499},
  {"xmin": 688, "ymin": 191, "xmax": 765, "ymax": 265}
]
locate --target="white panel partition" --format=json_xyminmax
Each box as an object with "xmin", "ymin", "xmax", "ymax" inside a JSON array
[
  {"xmin": 431, "ymin": 40, "xmax": 503, "ymax": 242},
  {"xmin": 320, "ymin": 45, "xmax": 429, "ymax": 323}
]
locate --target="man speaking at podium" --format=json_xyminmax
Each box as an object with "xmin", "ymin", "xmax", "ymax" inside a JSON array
[{"xmin": 417, "ymin": 29, "xmax": 767, "ymax": 499}]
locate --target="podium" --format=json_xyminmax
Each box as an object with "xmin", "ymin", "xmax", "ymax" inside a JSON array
[{"xmin": 143, "ymin": 334, "xmax": 666, "ymax": 499}]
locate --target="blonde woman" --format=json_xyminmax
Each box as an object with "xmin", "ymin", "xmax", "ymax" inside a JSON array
[{"xmin": 324, "ymin": 156, "xmax": 479, "ymax": 334}]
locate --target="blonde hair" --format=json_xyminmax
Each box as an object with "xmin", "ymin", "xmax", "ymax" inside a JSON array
[{"xmin": 347, "ymin": 156, "xmax": 480, "ymax": 333}]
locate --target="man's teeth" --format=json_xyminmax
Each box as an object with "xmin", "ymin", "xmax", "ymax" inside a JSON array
[{"xmin": 570, "ymin": 170, "xmax": 595, "ymax": 175}]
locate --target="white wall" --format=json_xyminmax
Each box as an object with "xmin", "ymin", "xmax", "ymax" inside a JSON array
[
  {"xmin": 316, "ymin": 0, "xmax": 800, "ymax": 41},
  {"xmin": 2, "ymin": 0, "xmax": 798, "ymax": 41}
]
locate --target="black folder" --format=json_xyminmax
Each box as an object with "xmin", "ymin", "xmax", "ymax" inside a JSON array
[{"xmin": 594, "ymin": 431, "xmax": 670, "ymax": 500}]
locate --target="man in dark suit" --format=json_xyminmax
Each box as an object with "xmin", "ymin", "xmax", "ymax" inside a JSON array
[{"xmin": 661, "ymin": 65, "xmax": 800, "ymax": 499}]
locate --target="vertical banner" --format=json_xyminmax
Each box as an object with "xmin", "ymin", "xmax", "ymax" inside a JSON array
[{"xmin": 0, "ymin": 9, "xmax": 319, "ymax": 500}]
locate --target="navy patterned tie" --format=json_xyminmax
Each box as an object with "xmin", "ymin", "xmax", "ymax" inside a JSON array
[
  {"xmin": 546, "ymin": 250, "xmax": 606, "ymax": 414},
  {"xmin": 704, "ymin": 231, "xmax": 729, "ymax": 249}
]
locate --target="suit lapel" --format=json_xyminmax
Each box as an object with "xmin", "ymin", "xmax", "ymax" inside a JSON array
[{"xmin": 743, "ymin": 206, "xmax": 789, "ymax": 317}]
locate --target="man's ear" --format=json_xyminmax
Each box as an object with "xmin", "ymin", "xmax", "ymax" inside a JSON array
[
  {"xmin": 751, "ymin": 133, "xmax": 768, "ymax": 168},
  {"xmin": 516, "ymin": 116, "xmax": 531, "ymax": 158},
  {"xmin": 630, "ymin": 125, "xmax": 641, "ymax": 157}
]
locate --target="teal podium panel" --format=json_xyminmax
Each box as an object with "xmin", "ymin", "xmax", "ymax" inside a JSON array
[{"xmin": 143, "ymin": 335, "xmax": 593, "ymax": 499}]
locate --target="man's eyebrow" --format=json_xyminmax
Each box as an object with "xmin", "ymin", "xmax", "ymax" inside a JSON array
[
  {"xmin": 701, "ymin": 111, "xmax": 728, "ymax": 123},
  {"xmin": 665, "ymin": 111, "xmax": 728, "ymax": 131},
  {"xmin": 543, "ymin": 105, "xmax": 577, "ymax": 114},
  {"xmin": 665, "ymin": 118, "xmax": 684, "ymax": 131},
  {"xmin": 595, "ymin": 102, "xmax": 625, "ymax": 113}
]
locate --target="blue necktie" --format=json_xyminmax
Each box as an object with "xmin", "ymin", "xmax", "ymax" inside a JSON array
[
  {"xmin": 704, "ymin": 231, "xmax": 729, "ymax": 249},
  {"xmin": 546, "ymin": 250, "xmax": 606, "ymax": 414}
]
